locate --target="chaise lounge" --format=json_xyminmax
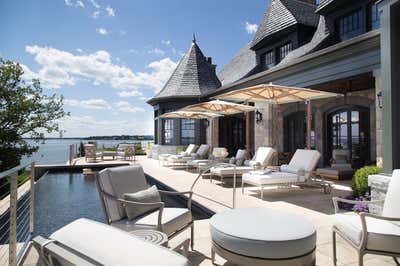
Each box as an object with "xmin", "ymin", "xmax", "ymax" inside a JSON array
[
  {"xmin": 167, "ymin": 144, "xmax": 210, "ymax": 167},
  {"xmin": 242, "ymin": 149, "xmax": 323, "ymax": 198},
  {"xmin": 158, "ymin": 144, "xmax": 198, "ymax": 166}
]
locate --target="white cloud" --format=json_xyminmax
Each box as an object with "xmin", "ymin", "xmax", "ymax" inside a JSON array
[
  {"xmin": 65, "ymin": 98, "xmax": 112, "ymax": 110},
  {"xmin": 92, "ymin": 10, "xmax": 100, "ymax": 19},
  {"xmin": 90, "ymin": 0, "xmax": 100, "ymax": 9},
  {"xmin": 76, "ymin": 48, "xmax": 83, "ymax": 53},
  {"xmin": 128, "ymin": 49, "xmax": 140, "ymax": 55},
  {"xmin": 64, "ymin": 0, "xmax": 73, "ymax": 6},
  {"xmin": 96, "ymin": 28, "xmax": 108, "ymax": 35},
  {"xmin": 118, "ymin": 90, "xmax": 143, "ymax": 97},
  {"xmin": 115, "ymin": 101, "xmax": 145, "ymax": 113},
  {"xmin": 161, "ymin": 40, "xmax": 171, "ymax": 46},
  {"xmin": 22, "ymin": 45, "xmax": 177, "ymax": 92},
  {"xmin": 106, "ymin": 6, "xmax": 115, "ymax": 17},
  {"xmin": 148, "ymin": 48, "xmax": 165, "ymax": 56},
  {"xmin": 245, "ymin": 22, "xmax": 258, "ymax": 34},
  {"xmin": 76, "ymin": 0, "xmax": 85, "ymax": 8}
]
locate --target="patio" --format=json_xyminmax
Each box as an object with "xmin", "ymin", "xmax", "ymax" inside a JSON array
[{"xmin": 22, "ymin": 156, "xmax": 396, "ymax": 265}]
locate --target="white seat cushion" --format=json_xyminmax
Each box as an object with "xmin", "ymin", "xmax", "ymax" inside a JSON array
[
  {"xmin": 50, "ymin": 218, "xmax": 189, "ymax": 266},
  {"xmin": 210, "ymin": 208, "xmax": 316, "ymax": 259},
  {"xmin": 112, "ymin": 208, "xmax": 192, "ymax": 237},
  {"xmin": 242, "ymin": 172, "xmax": 304, "ymax": 185},
  {"xmin": 211, "ymin": 166, "xmax": 253, "ymax": 176},
  {"xmin": 334, "ymin": 213, "xmax": 400, "ymax": 253}
]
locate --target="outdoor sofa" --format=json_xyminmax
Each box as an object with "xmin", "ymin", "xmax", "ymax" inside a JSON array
[
  {"xmin": 332, "ymin": 169, "xmax": 400, "ymax": 266},
  {"xmin": 210, "ymin": 147, "xmax": 276, "ymax": 183},
  {"xmin": 96, "ymin": 165, "xmax": 195, "ymax": 248},
  {"xmin": 32, "ymin": 218, "xmax": 189, "ymax": 266},
  {"xmin": 242, "ymin": 149, "xmax": 322, "ymax": 198}
]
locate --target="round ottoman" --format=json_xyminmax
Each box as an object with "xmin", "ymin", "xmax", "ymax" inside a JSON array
[{"xmin": 210, "ymin": 208, "xmax": 316, "ymax": 266}]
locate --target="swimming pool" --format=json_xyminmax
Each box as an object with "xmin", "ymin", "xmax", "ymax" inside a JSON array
[{"xmin": 33, "ymin": 171, "xmax": 213, "ymax": 237}]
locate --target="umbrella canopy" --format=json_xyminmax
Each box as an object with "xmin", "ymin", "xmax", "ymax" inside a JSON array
[
  {"xmin": 159, "ymin": 111, "xmax": 222, "ymax": 119},
  {"xmin": 216, "ymin": 83, "xmax": 341, "ymax": 104},
  {"xmin": 181, "ymin": 100, "xmax": 256, "ymax": 115}
]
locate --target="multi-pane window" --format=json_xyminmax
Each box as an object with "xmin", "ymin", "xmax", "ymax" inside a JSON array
[
  {"xmin": 337, "ymin": 9, "xmax": 363, "ymax": 40},
  {"xmin": 260, "ymin": 50, "xmax": 275, "ymax": 70},
  {"xmin": 163, "ymin": 119, "xmax": 174, "ymax": 144},
  {"xmin": 279, "ymin": 43, "xmax": 292, "ymax": 62},
  {"xmin": 368, "ymin": 3, "xmax": 380, "ymax": 30},
  {"xmin": 181, "ymin": 119, "xmax": 195, "ymax": 145}
]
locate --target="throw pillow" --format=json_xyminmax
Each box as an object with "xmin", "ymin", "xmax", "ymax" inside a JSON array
[
  {"xmin": 229, "ymin": 157, "xmax": 236, "ymax": 165},
  {"xmin": 123, "ymin": 185, "xmax": 161, "ymax": 220}
]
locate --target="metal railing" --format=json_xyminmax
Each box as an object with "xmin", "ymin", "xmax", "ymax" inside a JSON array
[{"xmin": 0, "ymin": 162, "xmax": 35, "ymax": 266}]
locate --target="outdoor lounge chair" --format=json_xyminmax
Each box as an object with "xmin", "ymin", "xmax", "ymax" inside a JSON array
[
  {"xmin": 210, "ymin": 147, "xmax": 275, "ymax": 183},
  {"xmin": 158, "ymin": 144, "xmax": 198, "ymax": 166},
  {"xmin": 187, "ymin": 147, "xmax": 228, "ymax": 172},
  {"xmin": 84, "ymin": 144, "xmax": 102, "ymax": 163},
  {"xmin": 96, "ymin": 165, "xmax": 195, "ymax": 248},
  {"xmin": 241, "ymin": 149, "xmax": 322, "ymax": 198},
  {"xmin": 168, "ymin": 144, "xmax": 210, "ymax": 167},
  {"xmin": 32, "ymin": 218, "xmax": 189, "ymax": 266},
  {"xmin": 332, "ymin": 169, "xmax": 400, "ymax": 266}
]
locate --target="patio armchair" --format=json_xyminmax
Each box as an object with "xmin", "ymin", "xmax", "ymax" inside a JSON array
[
  {"xmin": 332, "ymin": 169, "xmax": 400, "ymax": 266},
  {"xmin": 242, "ymin": 149, "xmax": 323, "ymax": 198},
  {"xmin": 168, "ymin": 144, "xmax": 210, "ymax": 167},
  {"xmin": 32, "ymin": 218, "xmax": 189, "ymax": 266},
  {"xmin": 210, "ymin": 147, "xmax": 275, "ymax": 183},
  {"xmin": 84, "ymin": 144, "xmax": 102, "ymax": 163},
  {"xmin": 96, "ymin": 165, "xmax": 195, "ymax": 249},
  {"xmin": 116, "ymin": 143, "xmax": 136, "ymax": 161}
]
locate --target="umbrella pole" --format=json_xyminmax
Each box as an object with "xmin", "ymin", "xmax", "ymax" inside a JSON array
[{"xmin": 306, "ymin": 100, "xmax": 312, "ymax": 149}]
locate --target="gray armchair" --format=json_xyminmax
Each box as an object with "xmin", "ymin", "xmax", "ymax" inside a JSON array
[
  {"xmin": 96, "ymin": 165, "xmax": 194, "ymax": 249},
  {"xmin": 332, "ymin": 169, "xmax": 400, "ymax": 266}
]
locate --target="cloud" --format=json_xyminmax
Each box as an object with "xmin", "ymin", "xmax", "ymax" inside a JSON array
[
  {"xmin": 161, "ymin": 40, "xmax": 178, "ymax": 55},
  {"xmin": 245, "ymin": 22, "xmax": 258, "ymax": 34},
  {"xmin": 64, "ymin": 98, "xmax": 112, "ymax": 110},
  {"xmin": 92, "ymin": 10, "xmax": 100, "ymax": 19},
  {"xmin": 128, "ymin": 49, "xmax": 140, "ymax": 55},
  {"xmin": 22, "ymin": 45, "xmax": 177, "ymax": 92},
  {"xmin": 76, "ymin": 0, "xmax": 84, "ymax": 8},
  {"xmin": 118, "ymin": 90, "xmax": 143, "ymax": 97},
  {"xmin": 76, "ymin": 48, "xmax": 83, "ymax": 53},
  {"xmin": 96, "ymin": 28, "xmax": 108, "ymax": 35},
  {"xmin": 115, "ymin": 101, "xmax": 145, "ymax": 113},
  {"xmin": 64, "ymin": 0, "xmax": 73, "ymax": 6},
  {"xmin": 106, "ymin": 6, "xmax": 115, "ymax": 17},
  {"xmin": 148, "ymin": 48, "xmax": 165, "ymax": 56},
  {"xmin": 161, "ymin": 40, "xmax": 171, "ymax": 46},
  {"xmin": 90, "ymin": 0, "xmax": 100, "ymax": 9}
]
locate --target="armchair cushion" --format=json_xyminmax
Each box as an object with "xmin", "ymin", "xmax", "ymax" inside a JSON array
[
  {"xmin": 124, "ymin": 186, "xmax": 161, "ymax": 220},
  {"xmin": 334, "ymin": 213, "xmax": 400, "ymax": 253},
  {"xmin": 252, "ymin": 147, "xmax": 275, "ymax": 167},
  {"xmin": 280, "ymin": 164, "xmax": 303, "ymax": 175},
  {"xmin": 112, "ymin": 208, "xmax": 192, "ymax": 237}
]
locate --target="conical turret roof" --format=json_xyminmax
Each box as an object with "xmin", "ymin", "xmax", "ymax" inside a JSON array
[{"xmin": 148, "ymin": 39, "xmax": 221, "ymax": 105}]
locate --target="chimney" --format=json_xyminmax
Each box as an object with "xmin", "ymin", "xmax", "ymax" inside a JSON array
[{"xmin": 207, "ymin": 57, "xmax": 212, "ymax": 64}]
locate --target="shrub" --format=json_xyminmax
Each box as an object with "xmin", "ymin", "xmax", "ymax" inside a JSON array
[{"xmin": 351, "ymin": 166, "xmax": 382, "ymax": 197}]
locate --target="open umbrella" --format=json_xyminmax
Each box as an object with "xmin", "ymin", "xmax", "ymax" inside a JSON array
[
  {"xmin": 181, "ymin": 99, "xmax": 256, "ymax": 115},
  {"xmin": 216, "ymin": 83, "xmax": 342, "ymax": 149},
  {"xmin": 159, "ymin": 111, "xmax": 222, "ymax": 119}
]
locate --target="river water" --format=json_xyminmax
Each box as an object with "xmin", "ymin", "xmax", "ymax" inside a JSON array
[{"xmin": 21, "ymin": 139, "xmax": 152, "ymax": 165}]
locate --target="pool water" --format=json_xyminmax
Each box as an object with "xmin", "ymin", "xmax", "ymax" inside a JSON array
[{"xmin": 33, "ymin": 171, "xmax": 212, "ymax": 237}]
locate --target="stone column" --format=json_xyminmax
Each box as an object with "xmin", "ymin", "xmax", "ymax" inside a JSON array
[
  {"xmin": 373, "ymin": 70, "xmax": 383, "ymax": 168},
  {"xmin": 254, "ymin": 102, "xmax": 274, "ymax": 149}
]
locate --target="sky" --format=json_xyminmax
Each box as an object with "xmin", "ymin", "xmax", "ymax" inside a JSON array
[{"xmin": 0, "ymin": 0, "xmax": 268, "ymax": 137}]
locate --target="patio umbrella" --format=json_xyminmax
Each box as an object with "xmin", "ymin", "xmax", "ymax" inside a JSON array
[
  {"xmin": 181, "ymin": 99, "xmax": 256, "ymax": 115},
  {"xmin": 159, "ymin": 111, "xmax": 222, "ymax": 119},
  {"xmin": 216, "ymin": 83, "xmax": 342, "ymax": 149}
]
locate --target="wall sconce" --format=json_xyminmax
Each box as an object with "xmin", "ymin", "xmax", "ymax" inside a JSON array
[
  {"xmin": 377, "ymin": 91, "xmax": 383, "ymax": 109},
  {"xmin": 256, "ymin": 110, "xmax": 263, "ymax": 124}
]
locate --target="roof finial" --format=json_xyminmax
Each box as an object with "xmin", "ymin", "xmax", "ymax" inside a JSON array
[{"xmin": 192, "ymin": 33, "xmax": 196, "ymax": 43}]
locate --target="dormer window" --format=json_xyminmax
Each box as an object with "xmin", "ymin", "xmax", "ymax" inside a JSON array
[
  {"xmin": 260, "ymin": 50, "xmax": 275, "ymax": 70},
  {"xmin": 337, "ymin": 9, "xmax": 363, "ymax": 41},
  {"xmin": 278, "ymin": 42, "xmax": 292, "ymax": 62}
]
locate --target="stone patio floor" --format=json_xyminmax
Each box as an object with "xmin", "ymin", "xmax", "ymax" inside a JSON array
[{"xmin": 22, "ymin": 156, "xmax": 396, "ymax": 265}]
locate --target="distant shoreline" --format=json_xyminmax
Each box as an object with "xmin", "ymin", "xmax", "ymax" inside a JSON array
[{"xmin": 24, "ymin": 135, "xmax": 154, "ymax": 141}]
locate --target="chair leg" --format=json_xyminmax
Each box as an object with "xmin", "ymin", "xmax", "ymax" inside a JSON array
[
  {"xmin": 358, "ymin": 252, "xmax": 364, "ymax": 266},
  {"xmin": 211, "ymin": 246, "xmax": 216, "ymax": 264},
  {"xmin": 393, "ymin": 257, "xmax": 400, "ymax": 266},
  {"xmin": 261, "ymin": 185, "xmax": 264, "ymax": 199},
  {"xmin": 332, "ymin": 230, "xmax": 337, "ymax": 266},
  {"xmin": 190, "ymin": 223, "xmax": 194, "ymax": 250},
  {"xmin": 242, "ymin": 180, "xmax": 244, "ymax": 194}
]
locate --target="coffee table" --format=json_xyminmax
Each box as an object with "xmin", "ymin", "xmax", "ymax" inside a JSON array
[{"xmin": 210, "ymin": 208, "xmax": 316, "ymax": 266}]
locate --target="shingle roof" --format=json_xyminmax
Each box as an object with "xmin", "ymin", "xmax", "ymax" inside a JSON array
[
  {"xmin": 148, "ymin": 40, "xmax": 221, "ymax": 105},
  {"xmin": 218, "ymin": 43, "xmax": 258, "ymax": 86},
  {"xmin": 315, "ymin": 0, "xmax": 334, "ymax": 13},
  {"xmin": 251, "ymin": 0, "xmax": 319, "ymax": 49}
]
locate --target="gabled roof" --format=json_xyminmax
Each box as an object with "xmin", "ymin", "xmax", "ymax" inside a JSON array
[
  {"xmin": 315, "ymin": 0, "xmax": 334, "ymax": 13},
  {"xmin": 251, "ymin": 0, "xmax": 319, "ymax": 50},
  {"xmin": 148, "ymin": 39, "xmax": 221, "ymax": 105},
  {"xmin": 218, "ymin": 43, "xmax": 258, "ymax": 86}
]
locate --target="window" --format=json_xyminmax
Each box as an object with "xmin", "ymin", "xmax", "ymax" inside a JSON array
[
  {"xmin": 337, "ymin": 9, "xmax": 363, "ymax": 40},
  {"xmin": 260, "ymin": 50, "xmax": 274, "ymax": 70},
  {"xmin": 368, "ymin": 3, "xmax": 380, "ymax": 30},
  {"xmin": 163, "ymin": 119, "xmax": 174, "ymax": 144},
  {"xmin": 278, "ymin": 43, "xmax": 291, "ymax": 62},
  {"xmin": 181, "ymin": 119, "xmax": 195, "ymax": 145}
]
